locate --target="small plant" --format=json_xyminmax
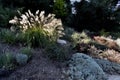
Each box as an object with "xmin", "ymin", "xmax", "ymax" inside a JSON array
[
  {"xmin": 0, "ymin": 53, "xmax": 15, "ymax": 70},
  {"xmin": 45, "ymin": 43, "xmax": 73, "ymax": 62},
  {"xmin": 63, "ymin": 27, "xmax": 75, "ymax": 41},
  {"xmin": 9, "ymin": 10, "xmax": 64, "ymax": 47},
  {"xmin": 71, "ymin": 31, "xmax": 91, "ymax": 45},
  {"xmin": 20, "ymin": 47, "xmax": 32, "ymax": 59},
  {"xmin": 0, "ymin": 29, "xmax": 16, "ymax": 44},
  {"xmin": 99, "ymin": 29, "xmax": 110, "ymax": 37}
]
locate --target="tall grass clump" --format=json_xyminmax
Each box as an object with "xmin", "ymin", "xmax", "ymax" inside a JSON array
[{"xmin": 9, "ymin": 10, "xmax": 64, "ymax": 47}]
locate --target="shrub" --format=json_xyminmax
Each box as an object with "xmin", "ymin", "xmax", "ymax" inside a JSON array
[
  {"xmin": 9, "ymin": 10, "xmax": 64, "ymax": 47},
  {"xmin": 71, "ymin": 31, "xmax": 92, "ymax": 45},
  {"xmin": 0, "ymin": 29, "xmax": 16, "ymax": 44},
  {"xmin": 0, "ymin": 6, "xmax": 18, "ymax": 28},
  {"xmin": 63, "ymin": 27, "xmax": 75, "ymax": 41},
  {"xmin": 45, "ymin": 43, "xmax": 73, "ymax": 61},
  {"xmin": 1, "ymin": 0, "xmax": 52, "ymax": 13},
  {"xmin": 99, "ymin": 29, "xmax": 110, "ymax": 37},
  {"xmin": 14, "ymin": 32, "xmax": 26, "ymax": 44},
  {"xmin": 53, "ymin": 0, "xmax": 68, "ymax": 19},
  {"xmin": 20, "ymin": 47, "xmax": 32, "ymax": 59},
  {"xmin": 0, "ymin": 53, "xmax": 15, "ymax": 70}
]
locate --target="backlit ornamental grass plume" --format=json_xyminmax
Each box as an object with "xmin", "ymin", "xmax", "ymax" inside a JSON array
[
  {"xmin": 9, "ymin": 10, "xmax": 64, "ymax": 38},
  {"xmin": 9, "ymin": 10, "xmax": 64, "ymax": 47}
]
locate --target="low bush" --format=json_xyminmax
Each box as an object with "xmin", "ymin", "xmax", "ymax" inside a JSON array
[
  {"xmin": 20, "ymin": 47, "xmax": 32, "ymax": 59},
  {"xmin": 0, "ymin": 29, "xmax": 16, "ymax": 44},
  {"xmin": 45, "ymin": 43, "xmax": 73, "ymax": 62},
  {"xmin": 0, "ymin": 53, "xmax": 15, "ymax": 70},
  {"xmin": 71, "ymin": 31, "xmax": 92, "ymax": 47},
  {"xmin": 63, "ymin": 27, "xmax": 75, "ymax": 41},
  {"xmin": 99, "ymin": 29, "xmax": 110, "ymax": 37}
]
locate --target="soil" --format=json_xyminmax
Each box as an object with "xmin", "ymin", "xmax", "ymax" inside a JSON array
[{"xmin": 0, "ymin": 43, "xmax": 65, "ymax": 80}]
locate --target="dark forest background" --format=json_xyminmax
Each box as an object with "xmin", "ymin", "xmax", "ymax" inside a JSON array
[{"xmin": 0, "ymin": 0, "xmax": 120, "ymax": 32}]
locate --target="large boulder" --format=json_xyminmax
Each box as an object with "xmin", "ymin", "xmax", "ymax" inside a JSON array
[
  {"xmin": 65, "ymin": 53, "xmax": 107, "ymax": 80},
  {"xmin": 95, "ymin": 59, "xmax": 120, "ymax": 75}
]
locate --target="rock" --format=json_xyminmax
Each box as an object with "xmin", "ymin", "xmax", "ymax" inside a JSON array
[
  {"xmin": 57, "ymin": 39, "xmax": 67, "ymax": 45},
  {"xmin": 15, "ymin": 54, "xmax": 28, "ymax": 65},
  {"xmin": 108, "ymin": 75, "xmax": 120, "ymax": 80},
  {"xmin": 95, "ymin": 59, "xmax": 120, "ymax": 75},
  {"xmin": 65, "ymin": 53, "xmax": 107, "ymax": 80}
]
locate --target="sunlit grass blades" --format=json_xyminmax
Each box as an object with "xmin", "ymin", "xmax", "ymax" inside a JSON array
[{"xmin": 9, "ymin": 10, "xmax": 64, "ymax": 47}]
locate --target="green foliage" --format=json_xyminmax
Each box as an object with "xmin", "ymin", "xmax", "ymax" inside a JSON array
[
  {"xmin": 23, "ymin": 27, "xmax": 50, "ymax": 47},
  {"xmin": 72, "ymin": 0, "xmax": 120, "ymax": 32},
  {"xmin": 1, "ymin": 0, "xmax": 52, "ymax": 13},
  {"xmin": 0, "ymin": 6, "xmax": 18, "ymax": 28},
  {"xmin": 71, "ymin": 31, "xmax": 91, "ymax": 46},
  {"xmin": 9, "ymin": 10, "xmax": 64, "ymax": 47},
  {"xmin": 14, "ymin": 32, "xmax": 26, "ymax": 44},
  {"xmin": 90, "ymin": 0, "xmax": 117, "ymax": 7},
  {"xmin": 45, "ymin": 43, "xmax": 72, "ymax": 61},
  {"xmin": 53, "ymin": 0, "xmax": 68, "ymax": 19},
  {"xmin": 0, "ymin": 53, "xmax": 15, "ymax": 70},
  {"xmin": 20, "ymin": 47, "xmax": 32, "ymax": 59},
  {"xmin": 0, "ymin": 29, "xmax": 16, "ymax": 44},
  {"xmin": 63, "ymin": 28, "xmax": 92, "ymax": 47},
  {"xmin": 0, "ymin": 28, "xmax": 27, "ymax": 45},
  {"xmin": 99, "ymin": 29, "xmax": 110, "ymax": 37},
  {"xmin": 63, "ymin": 27, "xmax": 75, "ymax": 41},
  {"xmin": 110, "ymin": 32, "xmax": 120, "ymax": 39}
]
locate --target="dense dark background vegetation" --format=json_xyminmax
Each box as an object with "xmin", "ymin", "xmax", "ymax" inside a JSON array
[
  {"xmin": 0, "ymin": 0, "xmax": 120, "ymax": 32},
  {"xmin": 71, "ymin": 0, "xmax": 120, "ymax": 32}
]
